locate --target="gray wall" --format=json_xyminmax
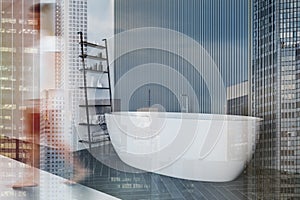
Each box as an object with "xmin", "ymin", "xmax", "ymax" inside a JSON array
[{"xmin": 114, "ymin": 0, "xmax": 250, "ymax": 113}]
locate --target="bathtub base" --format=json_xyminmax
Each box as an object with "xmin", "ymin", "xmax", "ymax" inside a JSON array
[{"xmin": 117, "ymin": 151, "xmax": 245, "ymax": 182}]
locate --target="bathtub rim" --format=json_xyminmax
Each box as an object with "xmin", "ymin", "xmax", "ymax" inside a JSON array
[{"xmin": 106, "ymin": 111, "xmax": 262, "ymax": 122}]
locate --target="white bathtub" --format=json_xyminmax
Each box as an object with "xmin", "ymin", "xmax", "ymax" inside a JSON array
[{"xmin": 105, "ymin": 112, "xmax": 260, "ymax": 182}]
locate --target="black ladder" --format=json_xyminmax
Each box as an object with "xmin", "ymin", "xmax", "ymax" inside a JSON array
[{"xmin": 78, "ymin": 32, "xmax": 112, "ymax": 151}]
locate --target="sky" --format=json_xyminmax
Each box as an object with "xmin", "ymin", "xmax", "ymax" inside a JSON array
[{"xmin": 87, "ymin": 0, "xmax": 114, "ymax": 42}]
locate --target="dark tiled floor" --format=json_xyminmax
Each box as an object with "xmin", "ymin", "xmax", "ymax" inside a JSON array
[
  {"xmin": 74, "ymin": 144, "xmax": 257, "ymax": 200},
  {"xmin": 3, "ymin": 138, "xmax": 299, "ymax": 199}
]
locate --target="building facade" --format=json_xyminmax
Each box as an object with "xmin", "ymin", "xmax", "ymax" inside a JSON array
[
  {"xmin": 57, "ymin": 0, "xmax": 87, "ymax": 150},
  {"xmin": 0, "ymin": 0, "xmax": 40, "ymax": 161},
  {"xmin": 40, "ymin": 89, "xmax": 72, "ymax": 177},
  {"xmin": 252, "ymin": 0, "xmax": 300, "ymax": 198},
  {"xmin": 227, "ymin": 81, "xmax": 249, "ymax": 116}
]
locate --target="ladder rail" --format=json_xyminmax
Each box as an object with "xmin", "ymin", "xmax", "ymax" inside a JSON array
[
  {"xmin": 102, "ymin": 39, "xmax": 113, "ymax": 112},
  {"xmin": 78, "ymin": 31, "xmax": 92, "ymax": 151}
]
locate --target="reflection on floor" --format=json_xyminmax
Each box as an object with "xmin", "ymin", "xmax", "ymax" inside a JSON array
[
  {"xmin": 0, "ymin": 155, "xmax": 119, "ymax": 200},
  {"xmin": 74, "ymin": 144, "xmax": 257, "ymax": 200}
]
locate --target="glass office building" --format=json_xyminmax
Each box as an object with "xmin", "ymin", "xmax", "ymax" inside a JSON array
[
  {"xmin": 0, "ymin": 0, "xmax": 39, "ymax": 160},
  {"xmin": 252, "ymin": 0, "xmax": 300, "ymax": 199},
  {"xmin": 0, "ymin": 0, "xmax": 87, "ymax": 180},
  {"xmin": 56, "ymin": 0, "xmax": 87, "ymax": 150},
  {"xmin": 114, "ymin": 0, "xmax": 250, "ymax": 114}
]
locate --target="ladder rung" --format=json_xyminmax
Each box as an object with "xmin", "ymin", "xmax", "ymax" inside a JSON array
[
  {"xmin": 79, "ymin": 68, "xmax": 108, "ymax": 73},
  {"xmin": 92, "ymin": 132, "xmax": 109, "ymax": 136},
  {"xmin": 79, "ymin": 54, "xmax": 107, "ymax": 61},
  {"xmin": 79, "ymin": 138, "xmax": 110, "ymax": 144},
  {"xmin": 78, "ymin": 123, "xmax": 99, "ymax": 126},
  {"xmin": 79, "ymin": 104, "xmax": 111, "ymax": 107},
  {"xmin": 80, "ymin": 41, "xmax": 106, "ymax": 49},
  {"xmin": 78, "ymin": 86, "xmax": 110, "ymax": 90}
]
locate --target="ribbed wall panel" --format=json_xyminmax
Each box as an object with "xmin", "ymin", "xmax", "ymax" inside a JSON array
[{"xmin": 114, "ymin": 0, "xmax": 249, "ymax": 114}]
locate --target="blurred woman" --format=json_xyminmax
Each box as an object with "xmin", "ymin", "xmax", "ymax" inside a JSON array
[{"xmin": 12, "ymin": 3, "xmax": 87, "ymax": 188}]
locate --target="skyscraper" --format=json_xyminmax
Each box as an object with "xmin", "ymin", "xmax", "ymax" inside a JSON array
[
  {"xmin": 37, "ymin": 0, "xmax": 88, "ymax": 176},
  {"xmin": 253, "ymin": 0, "xmax": 300, "ymax": 172},
  {"xmin": 0, "ymin": 0, "xmax": 39, "ymax": 160},
  {"xmin": 56, "ymin": 0, "xmax": 87, "ymax": 150},
  {"xmin": 252, "ymin": 0, "xmax": 300, "ymax": 198}
]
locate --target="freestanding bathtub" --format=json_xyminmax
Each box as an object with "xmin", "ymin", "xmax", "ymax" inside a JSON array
[{"xmin": 105, "ymin": 112, "xmax": 260, "ymax": 182}]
